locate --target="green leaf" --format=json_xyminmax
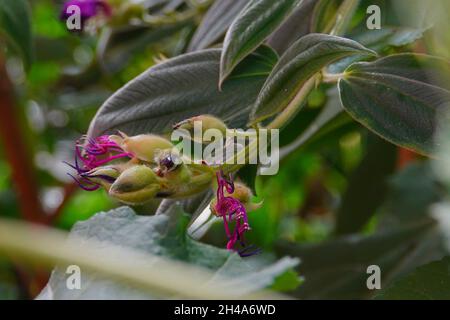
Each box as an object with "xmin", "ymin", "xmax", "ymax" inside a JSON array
[
  {"xmin": 269, "ymin": 269, "xmax": 303, "ymax": 292},
  {"xmin": 187, "ymin": 0, "xmax": 249, "ymax": 52},
  {"xmin": 329, "ymin": 26, "xmax": 427, "ymax": 74},
  {"xmin": 37, "ymin": 206, "xmax": 298, "ymax": 299},
  {"xmin": 237, "ymin": 164, "xmax": 258, "ymax": 196},
  {"xmin": 378, "ymin": 163, "xmax": 443, "ymax": 229},
  {"xmin": 277, "ymin": 218, "xmax": 438, "ymax": 299},
  {"xmin": 353, "ymin": 26, "xmax": 426, "ymax": 51},
  {"xmin": 97, "ymin": 23, "xmax": 190, "ymax": 74},
  {"xmin": 88, "ymin": 47, "xmax": 277, "ymax": 138},
  {"xmin": 376, "ymin": 257, "xmax": 450, "ymax": 300},
  {"xmin": 250, "ymin": 34, "xmax": 376, "ymax": 125},
  {"xmin": 0, "ymin": 0, "xmax": 33, "ymax": 69},
  {"xmin": 278, "ymin": 88, "xmax": 348, "ymax": 159},
  {"xmin": 339, "ymin": 54, "xmax": 450, "ymax": 156},
  {"xmin": 220, "ymin": 0, "xmax": 303, "ymax": 84},
  {"xmin": 334, "ymin": 134, "xmax": 398, "ymax": 235},
  {"xmin": 266, "ymin": 0, "xmax": 317, "ymax": 54}
]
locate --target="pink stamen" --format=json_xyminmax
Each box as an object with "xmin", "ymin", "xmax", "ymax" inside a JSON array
[
  {"xmin": 214, "ymin": 171, "xmax": 258, "ymax": 257},
  {"xmin": 67, "ymin": 135, "xmax": 132, "ymax": 191}
]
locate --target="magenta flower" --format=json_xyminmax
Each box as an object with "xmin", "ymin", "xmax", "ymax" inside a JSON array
[
  {"xmin": 214, "ymin": 171, "xmax": 260, "ymax": 257},
  {"xmin": 60, "ymin": 0, "xmax": 112, "ymax": 28},
  {"xmin": 66, "ymin": 135, "xmax": 132, "ymax": 191}
]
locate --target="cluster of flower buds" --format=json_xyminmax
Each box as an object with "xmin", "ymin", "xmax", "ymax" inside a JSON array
[
  {"xmin": 67, "ymin": 131, "xmax": 214, "ymax": 205},
  {"xmin": 68, "ymin": 115, "xmax": 262, "ymax": 256}
]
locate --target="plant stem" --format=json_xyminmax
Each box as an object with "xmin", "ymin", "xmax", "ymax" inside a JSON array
[
  {"xmin": 322, "ymin": 72, "xmax": 346, "ymax": 84},
  {"xmin": 0, "ymin": 53, "xmax": 46, "ymax": 224},
  {"xmin": 330, "ymin": 0, "xmax": 361, "ymax": 36},
  {"xmin": 266, "ymin": 76, "xmax": 318, "ymax": 130}
]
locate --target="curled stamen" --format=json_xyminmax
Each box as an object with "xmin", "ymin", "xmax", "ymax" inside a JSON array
[
  {"xmin": 214, "ymin": 170, "xmax": 259, "ymax": 257},
  {"xmin": 67, "ymin": 135, "xmax": 131, "ymax": 191}
]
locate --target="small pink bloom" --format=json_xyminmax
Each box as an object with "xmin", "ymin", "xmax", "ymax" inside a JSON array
[
  {"xmin": 214, "ymin": 171, "xmax": 260, "ymax": 257},
  {"xmin": 66, "ymin": 135, "xmax": 132, "ymax": 191}
]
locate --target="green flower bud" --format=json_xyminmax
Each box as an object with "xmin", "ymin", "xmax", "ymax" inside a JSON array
[
  {"xmin": 173, "ymin": 115, "xmax": 228, "ymax": 136},
  {"xmin": 109, "ymin": 165, "xmax": 162, "ymax": 205},
  {"xmin": 110, "ymin": 132, "xmax": 174, "ymax": 163},
  {"xmin": 210, "ymin": 181, "xmax": 262, "ymax": 213},
  {"xmin": 84, "ymin": 165, "xmax": 122, "ymax": 190}
]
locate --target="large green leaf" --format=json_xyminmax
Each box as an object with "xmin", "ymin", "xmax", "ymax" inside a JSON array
[
  {"xmin": 339, "ymin": 54, "xmax": 450, "ymax": 156},
  {"xmin": 329, "ymin": 26, "xmax": 427, "ymax": 74},
  {"xmin": 88, "ymin": 47, "xmax": 277, "ymax": 138},
  {"xmin": 220, "ymin": 0, "xmax": 303, "ymax": 84},
  {"xmin": 376, "ymin": 257, "xmax": 450, "ymax": 300},
  {"xmin": 277, "ymin": 218, "xmax": 438, "ymax": 299},
  {"xmin": 0, "ymin": 0, "xmax": 33, "ymax": 68},
  {"xmin": 250, "ymin": 34, "xmax": 376, "ymax": 125},
  {"xmin": 266, "ymin": 0, "xmax": 316, "ymax": 54},
  {"xmin": 37, "ymin": 206, "xmax": 298, "ymax": 299},
  {"xmin": 187, "ymin": 0, "xmax": 249, "ymax": 52}
]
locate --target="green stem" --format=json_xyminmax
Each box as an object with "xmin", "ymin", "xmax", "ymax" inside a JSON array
[
  {"xmin": 322, "ymin": 72, "xmax": 346, "ymax": 84},
  {"xmin": 330, "ymin": 0, "xmax": 361, "ymax": 36}
]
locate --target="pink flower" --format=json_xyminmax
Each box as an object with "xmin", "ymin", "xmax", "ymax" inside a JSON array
[
  {"xmin": 66, "ymin": 135, "xmax": 132, "ymax": 191},
  {"xmin": 60, "ymin": 0, "xmax": 112, "ymax": 29},
  {"xmin": 214, "ymin": 171, "xmax": 260, "ymax": 257}
]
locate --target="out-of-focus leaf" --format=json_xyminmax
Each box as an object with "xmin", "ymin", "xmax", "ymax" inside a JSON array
[
  {"xmin": 353, "ymin": 26, "xmax": 426, "ymax": 51},
  {"xmin": 379, "ymin": 163, "xmax": 444, "ymax": 229},
  {"xmin": 279, "ymin": 88, "xmax": 347, "ymax": 160},
  {"xmin": 329, "ymin": 26, "xmax": 426, "ymax": 73},
  {"xmin": 339, "ymin": 54, "xmax": 450, "ymax": 156},
  {"xmin": 187, "ymin": 0, "xmax": 249, "ymax": 52},
  {"xmin": 269, "ymin": 269, "xmax": 303, "ymax": 292},
  {"xmin": 376, "ymin": 257, "xmax": 450, "ymax": 300},
  {"xmin": 266, "ymin": 0, "xmax": 316, "ymax": 54},
  {"xmin": 38, "ymin": 206, "xmax": 298, "ymax": 299},
  {"xmin": 97, "ymin": 23, "xmax": 190, "ymax": 74},
  {"xmin": 250, "ymin": 34, "xmax": 376, "ymax": 125},
  {"xmin": 237, "ymin": 165, "xmax": 258, "ymax": 196},
  {"xmin": 220, "ymin": 0, "xmax": 304, "ymax": 84},
  {"xmin": 334, "ymin": 134, "xmax": 397, "ymax": 235},
  {"xmin": 277, "ymin": 218, "xmax": 438, "ymax": 299},
  {"xmin": 88, "ymin": 47, "xmax": 277, "ymax": 138},
  {"xmin": 0, "ymin": 0, "xmax": 33, "ymax": 68}
]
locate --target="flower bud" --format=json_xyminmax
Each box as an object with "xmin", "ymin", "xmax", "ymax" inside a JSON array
[
  {"xmin": 110, "ymin": 132, "xmax": 174, "ymax": 163},
  {"xmin": 173, "ymin": 115, "xmax": 228, "ymax": 136},
  {"xmin": 109, "ymin": 165, "xmax": 162, "ymax": 204},
  {"xmin": 210, "ymin": 181, "xmax": 262, "ymax": 214},
  {"xmin": 82, "ymin": 165, "xmax": 122, "ymax": 190}
]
